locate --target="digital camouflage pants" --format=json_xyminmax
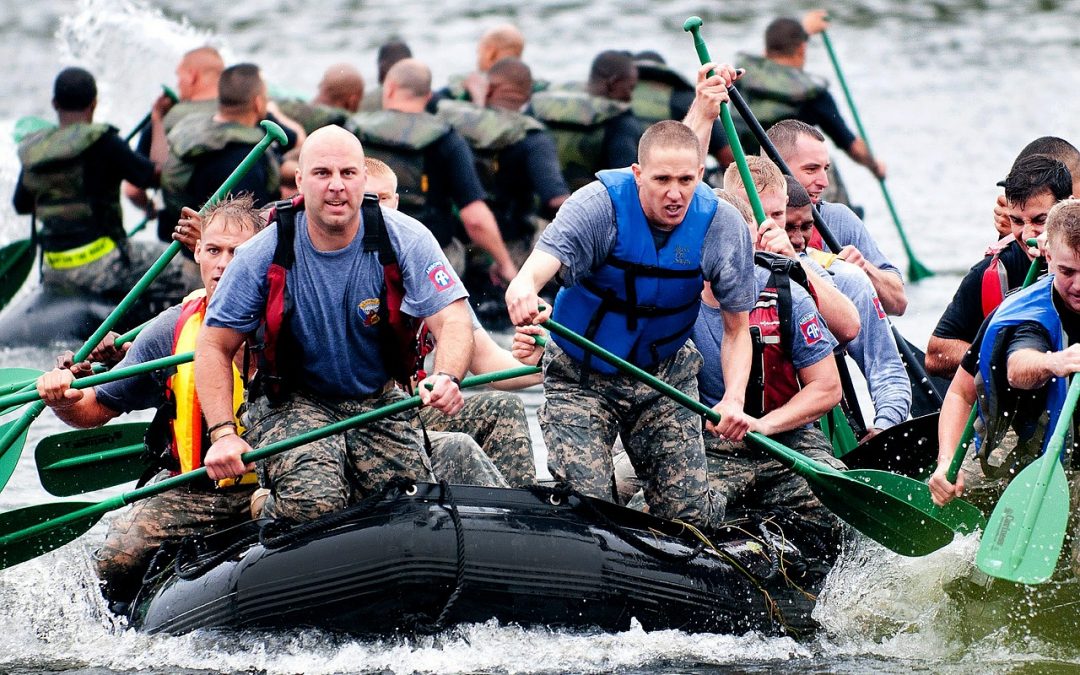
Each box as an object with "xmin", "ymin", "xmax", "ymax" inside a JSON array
[
  {"xmin": 42, "ymin": 241, "xmax": 194, "ymax": 304},
  {"xmin": 539, "ymin": 341, "xmax": 725, "ymax": 529},
  {"xmin": 419, "ymin": 390, "xmax": 536, "ymax": 486},
  {"xmin": 94, "ymin": 471, "xmax": 255, "ymax": 603},
  {"xmin": 248, "ymin": 387, "xmax": 432, "ymax": 522}
]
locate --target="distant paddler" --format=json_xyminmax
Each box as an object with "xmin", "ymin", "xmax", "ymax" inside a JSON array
[{"xmin": 12, "ymin": 67, "xmax": 188, "ymax": 309}]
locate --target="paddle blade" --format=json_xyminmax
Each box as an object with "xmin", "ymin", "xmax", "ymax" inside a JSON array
[
  {"xmin": 908, "ymin": 256, "xmax": 935, "ymax": 283},
  {"xmin": 0, "ymin": 239, "xmax": 34, "ymax": 311},
  {"xmin": 977, "ymin": 458, "xmax": 1070, "ymax": 584},
  {"xmin": 0, "ymin": 418, "xmax": 30, "ymax": 492},
  {"xmin": 36, "ymin": 423, "xmax": 149, "ymax": 497},
  {"xmin": 0, "ymin": 368, "xmax": 43, "ymax": 416},
  {"xmin": 841, "ymin": 413, "xmax": 939, "ymax": 479},
  {"xmin": 848, "ymin": 468, "xmax": 985, "ymax": 534},
  {"xmin": 806, "ymin": 468, "xmax": 959, "ymax": 556},
  {"xmin": 0, "ymin": 501, "xmax": 100, "ymax": 570}
]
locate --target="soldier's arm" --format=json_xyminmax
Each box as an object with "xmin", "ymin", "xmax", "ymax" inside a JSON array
[
  {"xmin": 36, "ymin": 369, "xmax": 120, "ymax": 429},
  {"xmin": 754, "ymin": 357, "xmax": 841, "ymax": 437}
]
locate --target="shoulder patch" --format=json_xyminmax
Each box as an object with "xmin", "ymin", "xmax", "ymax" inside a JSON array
[
  {"xmin": 425, "ymin": 262, "xmax": 456, "ymax": 291},
  {"xmin": 798, "ymin": 311, "xmax": 823, "ymax": 345}
]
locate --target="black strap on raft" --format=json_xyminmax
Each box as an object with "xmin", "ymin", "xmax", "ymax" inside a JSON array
[{"xmin": 526, "ymin": 482, "xmax": 706, "ymax": 565}]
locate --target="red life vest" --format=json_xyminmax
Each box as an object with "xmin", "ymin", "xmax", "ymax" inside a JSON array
[
  {"xmin": 745, "ymin": 252, "xmax": 819, "ymax": 418},
  {"xmin": 164, "ymin": 290, "xmax": 250, "ymax": 481},
  {"xmin": 980, "ymin": 235, "xmax": 1014, "ymax": 319},
  {"xmin": 252, "ymin": 194, "xmax": 426, "ymax": 401}
]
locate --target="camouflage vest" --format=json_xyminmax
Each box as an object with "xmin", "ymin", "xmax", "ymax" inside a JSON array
[
  {"xmin": 274, "ymin": 98, "xmax": 350, "ymax": 135},
  {"xmin": 163, "ymin": 99, "xmax": 217, "ymax": 135},
  {"xmin": 17, "ymin": 122, "xmax": 126, "ymax": 251},
  {"xmin": 161, "ymin": 114, "xmax": 280, "ymax": 219},
  {"xmin": 631, "ymin": 62, "xmax": 693, "ymax": 123},
  {"xmin": 347, "ymin": 110, "xmax": 455, "ymax": 244},
  {"xmin": 435, "ymin": 99, "xmax": 545, "ymax": 191},
  {"xmin": 530, "ymin": 90, "xmax": 630, "ymax": 191},
  {"xmin": 359, "ymin": 84, "xmax": 382, "ymax": 112},
  {"xmin": 735, "ymin": 52, "xmax": 827, "ymax": 149}
]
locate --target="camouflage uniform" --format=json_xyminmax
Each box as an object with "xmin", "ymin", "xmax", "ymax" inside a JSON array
[
  {"xmin": 419, "ymin": 390, "xmax": 536, "ymax": 486},
  {"xmin": 529, "ymin": 90, "xmax": 634, "ymax": 191},
  {"xmin": 273, "ymin": 99, "xmax": 351, "ymax": 135},
  {"xmin": 426, "ymin": 430, "xmax": 509, "ymax": 487},
  {"xmin": 95, "ymin": 471, "xmax": 255, "ymax": 603},
  {"xmin": 705, "ymin": 426, "xmax": 845, "ymax": 533},
  {"xmin": 539, "ymin": 340, "xmax": 725, "ymax": 528},
  {"xmin": 40, "ymin": 239, "xmax": 192, "ymax": 306},
  {"xmin": 247, "ymin": 387, "xmax": 432, "ymax": 522}
]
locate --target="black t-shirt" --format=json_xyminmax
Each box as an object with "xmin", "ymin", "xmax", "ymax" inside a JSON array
[
  {"xmin": 13, "ymin": 128, "xmax": 157, "ymax": 216},
  {"xmin": 603, "ymin": 112, "xmax": 647, "ymax": 170},
  {"xmin": 490, "ymin": 130, "xmax": 570, "ymax": 238},
  {"xmin": 961, "ymin": 286, "xmax": 1080, "ymax": 375},
  {"xmin": 797, "ymin": 90, "xmax": 856, "ymax": 151},
  {"xmin": 934, "ymin": 239, "xmax": 1042, "ymax": 343},
  {"xmin": 670, "ymin": 88, "xmax": 729, "ymax": 155},
  {"xmin": 426, "ymin": 129, "xmax": 488, "ymax": 211}
]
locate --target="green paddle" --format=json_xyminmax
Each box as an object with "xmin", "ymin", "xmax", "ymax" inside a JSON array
[
  {"xmin": 0, "ymin": 120, "xmax": 287, "ymax": 492},
  {"xmin": 685, "ymin": 15, "xmax": 864, "ymax": 453},
  {"xmin": 541, "ymin": 316, "xmax": 981, "ymax": 556},
  {"xmin": 36, "ymin": 423, "xmax": 150, "ymax": 497},
  {"xmin": 12, "ymin": 116, "xmax": 53, "ymax": 143},
  {"xmin": 0, "ymin": 366, "xmax": 539, "ymax": 571},
  {"xmin": 976, "ymin": 375, "xmax": 1078, "ymax": 584},
  {"xmin": 0, "ymin": 368, "xmax": 44, "ymax": 405},
  {"xmin": 0, "ymin": 239, "xmax": 35, "ymax": 311},
  {"xmin": 819, "ymin": 29, "xmax": 933, "ymax": 282}
]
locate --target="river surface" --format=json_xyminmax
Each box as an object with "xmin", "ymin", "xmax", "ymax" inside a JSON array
[{"xmin": 1, "ymin": 0, "xmax": 1079, "ymax": 672}]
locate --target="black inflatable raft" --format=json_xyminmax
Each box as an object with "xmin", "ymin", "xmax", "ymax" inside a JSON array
[{"xmin": 129, "ymin": 482, "xmax": 831, "ymax": 636}]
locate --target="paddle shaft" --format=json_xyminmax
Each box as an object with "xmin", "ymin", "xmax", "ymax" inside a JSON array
[
  {"xmin": 1009, "ymin": 376, "xmax": 1080, "ymax": 570},
  {"xmin": 683, "ymin": 19, "xmax": 766, "ymax": 224},
  {"xmin": 543, "ymin": 318, "xmax": 838, "ymax": 479},
  {"xmin": 0, "ymin": 366, "xmax": 539, "ymax": 550},
  {"xmin": 725, "ymin": 84, "xmax": 943, "ymax": 410},
  {"xmin": 122, "ymin": 84, "xmax": 179, "ymax": 144},
  {"xmin": 0, "ymin": 121, "xmax": 287, "ymax": 458},
  {"xmin": 820, "ymin": 30, "xmax": 931, "ymax": 281},
  {"xmin": 0, "ymin": 352, "xmax": 193, "ymax": 410}
]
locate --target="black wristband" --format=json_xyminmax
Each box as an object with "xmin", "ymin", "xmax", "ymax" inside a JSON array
[
  {"xmin": 434, "ymin": 371, "xmax": 462, "ymax": 386},
  {"xmin": 207, "ymin": 420, "xmax": 237, "ymax": 435}
]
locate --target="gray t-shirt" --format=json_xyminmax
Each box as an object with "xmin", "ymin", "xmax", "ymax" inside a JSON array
[
  {"xmin": 536, "ymin": 180, "xmax": 755, "ymax": 312},
  {"xmin": 95, "ymin": 305, "xmax": 182, "ymax": 414},
  {"xmin": 817, "ymin": 200, "xmax": 901, "ymax": 277},
  {"xmin": 693, "ymin": 265, "xmax": 837, "ymax": 410},
  {"xmin": 206, "ymin": 206, "xmax": 468, "ymax": 398}
]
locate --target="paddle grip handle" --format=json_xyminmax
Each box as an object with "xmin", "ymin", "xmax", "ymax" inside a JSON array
[
  {"xmin": 683, "ymin": 18, "xmax": 766, "ymax": 225},
  {"xmin": 946, "ymin": 407, "xmax": 977, "ymax": 483}
]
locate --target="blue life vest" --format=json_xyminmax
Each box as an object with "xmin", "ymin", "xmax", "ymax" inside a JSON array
[
  {"xmin": 976, "ymin": 275, "xmax": 1066, "ymax": 456},
  {"xmin": 551, "ymin": 169, "xmax": 717, "ymax": 374}
]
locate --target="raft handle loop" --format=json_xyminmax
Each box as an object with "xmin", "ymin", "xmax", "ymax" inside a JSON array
[
  {"xmin": 405, "ymin": 483, "xmax": 418, "ymax": 496},
  {"xmin": 549, "ymin": 494, "xmax": 562, "ymax": 506}
]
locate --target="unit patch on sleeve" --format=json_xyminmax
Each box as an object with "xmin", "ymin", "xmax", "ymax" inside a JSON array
[{"xmin": 798, "ymin": 312, "xmax": 823, "ymax": 345}]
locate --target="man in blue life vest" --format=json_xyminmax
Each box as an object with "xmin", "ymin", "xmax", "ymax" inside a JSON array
[
  {"xmin": 766, "ymin": 119, "xmax": 907, "ymax": 316},
  {"xmin": 195, "ymin": 126, "xmax": 477, "ymax": 522},
  {"xmin": 13, "ymin": 67, "xmax": 187, "ymax": 308},
  {"xmin": 735, "ymin": 11, "xmax": 885, "ymax": 182},
  {"xmin": 931, "ymin": 200, "xmax": 1080, "ymax": 575},
  {"xmin": 34, "ymin": 196, "xmax": 265, "ymax": 610},
  {"xmin": 505, "ymin": 66, "xmax": 755, "ymax": 529},
  {"xmin": 928, "ymin": 153, "xmax": 1073, "ymax": 378}
]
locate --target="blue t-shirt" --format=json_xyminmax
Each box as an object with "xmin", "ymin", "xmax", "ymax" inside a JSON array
[
  {"xmin": 536, "ymin": 180, "xmax": 756, "ymax": 313},
  {"xmin": 206, "ymin": 206, "xmax": 469, "ymax": 398},
  {"xmin": 694, "ymin": 265, "xmax": 837, "ymax": 409},
  {"xmin": 817, "ymin": 200, "xmax": 901, "ymax": 277},
  {"xmin": 94, "ymin": 304, "xmax": 182, "ymax": 414}
]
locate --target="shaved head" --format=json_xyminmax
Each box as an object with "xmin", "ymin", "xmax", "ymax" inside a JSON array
[
  {"xmin": 478, "ymin": 24, "xmax": 525, "ymax": 71},
  {"xmin": 176, "ymin": 46, "xmax": 223, "ymax": 101},
  {"xmin": 180, "ymin": 46, "xmax": 224, "ymax": 75},
  {"xmin": 486, "ymin": 57, "xmax": 533, "ymax": 110},
  {"xmin": 384, "ymin": 58, "xmax": 432, "ymax": 98},
  {"xmin": 299, "ymin": 125, "xmax": 364, "ymax": 171},
  {"xmin": 317, "ymin": 63, "xmax": 365, "ymax": 112}
]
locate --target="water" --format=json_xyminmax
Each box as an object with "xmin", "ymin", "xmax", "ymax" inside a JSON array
[{"xmin": 2, "ymin": 0, "xmax": 1080, "ymax": 671}]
